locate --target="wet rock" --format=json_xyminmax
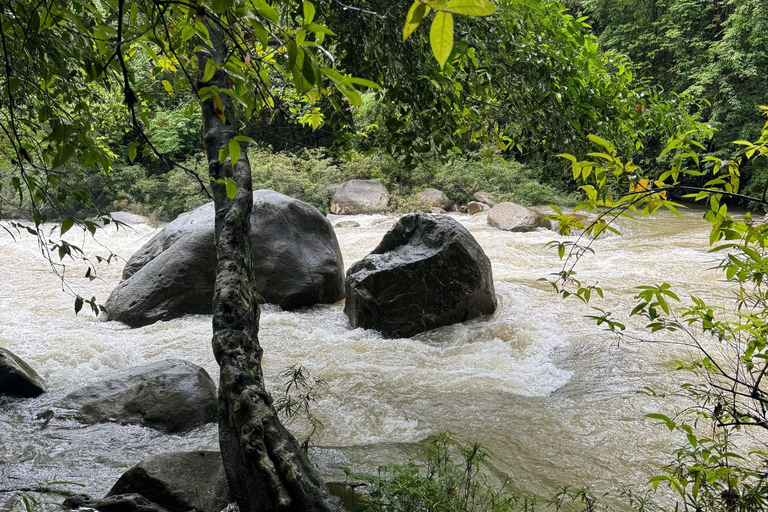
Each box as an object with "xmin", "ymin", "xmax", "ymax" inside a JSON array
[
  {"xmin": 107, "ymin": 451, "xmax": 230, "ymax": 512},
  {"xmin": 105, "ymin": 190, "xmax": 345, "ymax": 327},
  {"xmin": 54, "ymin": 359, "xmax": 216, "ymax": 432},
  {"xmin": 415, "ymin": 188, "xmax": 451, "ymax": 210},
  {"xmin": 331, "ymin": 180, "xmax": 390, "ymax": 214},
  {"xmin": 466, "ymin": 201, "xmax": 489, "ymax": 215},
  {"xmin": 0, "ymin": 347, "xmax": 47, "ymax": 397},
  {"xmin": 473, "ymin": 191, "xmax": 498, "ymax": 206},
  {"xmin": 334, "ymin": 220, "xmax": 360, "ymax": 228},
  {"xmin": 64, "ymin": 494, "xmax": 170, "ymax": 512},
  {"xmin": 345, "ymin": 213, "xmax": 496, "ymax": 338},
  {"xmin": 487, "ymin": 202, "xmax": 550, "ymax": 232}
]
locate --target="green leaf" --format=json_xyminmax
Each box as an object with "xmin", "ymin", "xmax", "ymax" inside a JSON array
[
  {"xmin": 445, "ymin": 0, "xmax": 497, "ymax": 15},
  {"xmin": 252, "ymin": 0, "xmax": 279, "ymax": 24},
  {"xmin": 213, "ymin": 93, "xmax": 226, "ymax": 123},
  {"xmin": 203, "ymin": 59, "xmax": 216, "ymax": 82},
  {"xmin": 128, "ymin": 141, "xmax": 139, "ymax": 162},
  {"xmin": 212, "ymin": 0, "xmax": 234, "ymax": 13},
  {"xmin": 61, "ymin": 218, "xmax": 74, "ymax": 235},
  {"xmin": 403, "ymin": 1, "xmax": 431, "ymax": 42},
  {"xmin": 161, "ymin": 80, "xmax": 174, "ymax": 95},
  {"xmin": 302, "ymin": 1, "xmax": 315, "ymax": 23},
  {"xmin": 305, "ymin": 23, "xmax": 336, "ymax": 36},
  {"xmin": 429, "ymin": 11, "xmax": 453, "ymax": 69},
  {"xmin": 225, "ymin": 178, "xmax": 237, "ymax": 199},
  {"xmin": 346, "ymin": 77, "xmax": 382, "ymax": 90},
  {"xmin": 74, "ymin": 296, "xmax": 83, "ymax": 315},
  {"xmin": 229, "ymin": 139, "xmax": 241, "ymax": 164}
]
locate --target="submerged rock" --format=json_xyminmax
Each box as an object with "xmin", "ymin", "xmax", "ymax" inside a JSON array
[
  {"xmin": 487, "ymin": 202, "xmax": 550, "ymax": 232},
  {"xmin": 331, "ymin": 180, "xmax": 390, "ymax": 214},
  {"xmin": 107, "ymin": 451, "xmax": 230, "ymax": 512},
  {"xmin": 334, "ymin": 220, "xmax": 361, "ymax": 228},
  {"xmin": 345, "ymin": 213, "xmax": 496, "ymax": 338},
  {"xmin": 53, "ymin": 359, "xmax": 216, "ymax": 432},
  {"xmin": 0, "ymin": 347, "xmax": 47, "ymax": 398},
  {"xmin": 105, "ymin": 190, "xmax": 345, "ymax": 327}
]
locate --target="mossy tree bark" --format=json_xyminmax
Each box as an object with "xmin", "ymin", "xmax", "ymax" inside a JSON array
[{"xmin": 199, "ymin": 21, "xmax": 344, "ymax": 512}]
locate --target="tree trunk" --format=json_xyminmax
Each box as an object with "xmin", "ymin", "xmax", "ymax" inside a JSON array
[{"xmin": 199, "ymin": 20, "xmax": 344, "ymax": 512}]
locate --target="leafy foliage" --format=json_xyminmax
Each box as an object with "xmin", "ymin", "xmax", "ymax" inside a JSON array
[{"xmin": 546, "ymin": 106, "xmax": 768, "ymax": 511}]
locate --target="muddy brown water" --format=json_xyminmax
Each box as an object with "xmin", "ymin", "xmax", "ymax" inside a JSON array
[{"xmin": 0, "ymin": 209, "xmax": 737, "ymax": 504}]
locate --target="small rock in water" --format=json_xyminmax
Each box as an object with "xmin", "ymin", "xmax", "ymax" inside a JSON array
[
  {"xmin": 0, "ymin": 347, "xmax": 48, "ymax": 398},
  {"xmin": 466, "ymin": 201, "xmax": 489, "ymax": 215},
  {"xmin": 49, "ymin": 359, "xmax": 216, "ymax": 432},
  {"xmin": 345, "ymin": 213, "xmax": 497, "ymax": 338}
]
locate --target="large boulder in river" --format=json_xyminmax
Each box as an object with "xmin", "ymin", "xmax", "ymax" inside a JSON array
[
  {"xmin": 0, "ymin": 347, "xmax": 47, "ymax": 397},
  {"xmin": 487, "ymin": 202, "xmax": 550, "ymax": 232},
  {"xmin": 415, "ymin": 188, "xmax": 451, "ymax": 210},
  {"xmin": 107, "ymin": 451, "xmax": 230, "ymax": 512},
  {"xmin": 105, "ymin": 190, "xmax": 345, "ymax": 327},
  {"xmin": 344, "ymin": 213, "xmax": 496, "ymax": 338},
  {"xmin": 331, "ymin": 180, "xmax": 390, "ymax": 214},
  {"xmin": 54, "ymin": 359, "xmax": 216, "ymax": 432}
]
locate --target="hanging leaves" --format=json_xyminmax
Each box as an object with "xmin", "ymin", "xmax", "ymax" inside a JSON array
[{"xmin": 430, "ymin": 12, "xmax": 454, "ymax": 69}]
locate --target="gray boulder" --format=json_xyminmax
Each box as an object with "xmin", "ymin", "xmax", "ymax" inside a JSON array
[
  {"xmin": 345, "ymin": 213, "xmax": 496, "ymax": 338},
  {"xmin": 487, "ymin": 202, "xmax": 550, "ymax": 232},
  {"xmin": 107, "ymin": 451, "xmax": 230, "ymax": 512},
  {"xmin": 473, "ymin": 191, "xmax": 498, "ymax": 206},
  {"xmin": 331, "ymin": 180, "xmax": 390, "ymax": 214},
  {"xmin": 54, "ymin": 359, "xmax": 216, "ymax": 432},
  {"xmin": 0, "ymin": 347, "xmax": 47, "ymax": 397},
  {"xmin": 466, "ymin": 201, "xmax": 489, "ymax": 215},
  {"xmin": 105, "ymin": 190, "xmax": 345, "ymax": 327},
  {"xmin": 415, "ymin": 188, "xmax": 451, "ymax": 210}
]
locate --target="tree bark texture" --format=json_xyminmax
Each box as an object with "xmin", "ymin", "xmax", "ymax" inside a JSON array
[{"xmin": 199, "ymin": 21, "xmax": 344, "ymax": 512}]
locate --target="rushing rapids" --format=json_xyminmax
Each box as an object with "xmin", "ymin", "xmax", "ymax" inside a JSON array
[{"xmin": 0, "ymin": 209, "xmax": 726, "ymax": 501}]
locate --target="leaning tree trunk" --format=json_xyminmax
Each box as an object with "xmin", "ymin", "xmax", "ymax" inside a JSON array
[{"xmin": 199, "ymin": 22, "xmax": 344, "ymax": 512}]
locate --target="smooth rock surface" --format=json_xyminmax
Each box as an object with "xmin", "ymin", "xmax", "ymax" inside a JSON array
[
  {"xmin": 331, "ymin": 180, "xmax": 390, "ymax": 214},
  {"xmin": 0, "ymin": 347, "xmax": 47, "ymax": 397},
  {"xmin": 105, "ymin": 190, "xmax": 345, "ymax": 327},
  {"xmin": 107, "ymin": 451, "xmax": 230, "ymax": 512},
  {"xmin": 54, "ymin": 359, "xmax": 217, "ymax": 432},
  {"xmin": 473, "ymin": 191, "xmax": 498, "ymax": 206},
  {"xmin": 345, "ymin": 213, "xmax": 496, "ymax": 338},
  {"xmin": 415, "ymin": 188, "xmax": 451, "ymax": 210},
  {"xmin": 487, "ymin": 202, "xmax": 550, "ymax": 232}
]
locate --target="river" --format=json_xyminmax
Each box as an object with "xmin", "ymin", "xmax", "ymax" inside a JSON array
[{"xmin": 0, "ymin": 208, "xmax": 730, "ymax": 506}]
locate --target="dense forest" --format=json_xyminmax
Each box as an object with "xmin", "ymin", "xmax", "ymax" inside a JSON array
[
  {"xmin": 0, "ymin": 0, "xmax": 767, "ymax": 511},
  {"xmin": 5, "ymin": 0, "xmax": 765, "ymax": 221}
]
